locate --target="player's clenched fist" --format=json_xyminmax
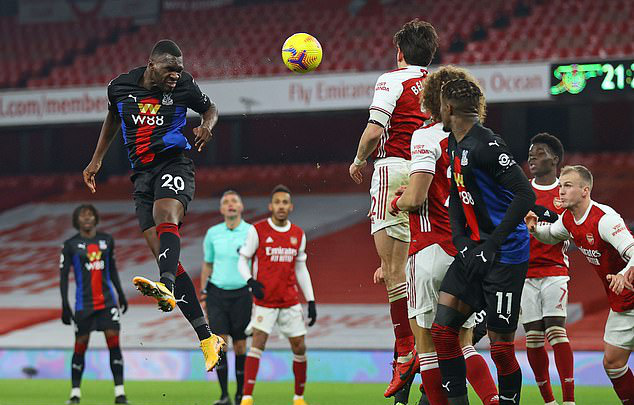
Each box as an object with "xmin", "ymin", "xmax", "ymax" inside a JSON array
[
  {"xmin": 193, "ymin": 126, "xmax": 213, "ymax": 152},
  {"xmin": 82, "ymin": 160, "xmax": 101, "ymax": 194}
]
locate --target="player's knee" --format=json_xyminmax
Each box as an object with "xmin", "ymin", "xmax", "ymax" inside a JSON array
[
  {"xmin": 490, "ymin": 341, "xmax": 519, "ymax": 375},
  {"xmin": 603, "ymin": 354, "xmax": 628, "ymax": 371},
  {"xmin": 74, "ymin": 341, "xmax": 88, "ymax": 355},
  {"xmin": 106, "ymin": 334, "xmax": 120, "ymax": 350},
  {"xmin": 290, "ymin": 339, "xmax": 306, "ymax": 355},
  {"xmin": 233, "ymin": 339, "xmax": 247, "ymax": 355},
  {"xmin": 545, "ymin": 325, "xmax": 569, "ymax": 346}
]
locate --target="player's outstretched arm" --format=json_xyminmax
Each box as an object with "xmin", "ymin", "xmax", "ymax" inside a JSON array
[
  {"xmin": 349, "ymin": 122, "xmax": 383, "ymax": 184},
  {"xmin": 83, "ymin": 110, "xmax": 121, "ymax": 193},
  {"xmin": 193, "ymin": 102, "xmax": 218, "ymax": 152}
]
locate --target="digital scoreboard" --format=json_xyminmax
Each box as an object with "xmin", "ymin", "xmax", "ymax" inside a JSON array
[{"xmin": 551, "ymin": 59, "xmax": 634, "ymax": 96}]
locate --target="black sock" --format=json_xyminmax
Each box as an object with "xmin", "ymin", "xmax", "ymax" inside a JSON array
[
  {"xmin": 157, "ymin": 223, "xmax": 180, "ymax": 291},
  {"xmin": 109, "ymin": 346, "xmax": 124, "ymax": 386},
  {"xmin": 235, "ymin": 354, "xmax": 246, "ymax": 398},
  {"xmin": 216, "ymin": 353, "xmax": 229, "ymax": 397},
  {"xmin": 498, "ymin": 369, "xmax": 522, "ymax": 405},
  {"xmin": 174, "ymin": 271, "xmax": 212, "ymax": 340},
  {"xmin": 71, "ymin": 352, "xmax": 85, "ymax": 389}
]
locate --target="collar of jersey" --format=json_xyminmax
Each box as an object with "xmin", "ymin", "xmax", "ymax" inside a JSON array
[
  {"xmin": 573, "ymin": 200, "xmax": 594, "ymax": 225},
  {"xmin": 531, "ymin": 178, "xmax": 559, "ymax": 191},
  {"xmin": 267, "ymin": 217, "xmax": 291, "ymax": 232}
]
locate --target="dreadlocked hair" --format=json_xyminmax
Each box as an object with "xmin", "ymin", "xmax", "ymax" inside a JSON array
[
  {"xmin": 440, "ymin": 78, "xmax": 486, "ymax": 118},
  {"xmin": 421, "ymin": 65, "xmax": 486, "ymax": 123}
]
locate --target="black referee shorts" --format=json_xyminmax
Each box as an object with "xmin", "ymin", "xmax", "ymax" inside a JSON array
[
  {"xmin": 130, "ymin": 154, "xmax": 195, "ymax": 232},
  {"xmin": 74, "ymin": 307, "xmax": 121, "ymax": 336},
  {"xmin": 440, "ymin": 258, "xmax": 528, "ymax": 333},
  {"xmin": 205, "ymin": 282, "xmax": 252, "ymax": 341}
]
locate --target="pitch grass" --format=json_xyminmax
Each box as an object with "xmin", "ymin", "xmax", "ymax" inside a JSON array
[{"xmin": 0, "ymin": 379, "xmax": 619, "ymax": 405}]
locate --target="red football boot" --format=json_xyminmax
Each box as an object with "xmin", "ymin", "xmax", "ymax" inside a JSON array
[{"xmin": 384, "ymin": 349, "xmax": 419, "ymax": 397}]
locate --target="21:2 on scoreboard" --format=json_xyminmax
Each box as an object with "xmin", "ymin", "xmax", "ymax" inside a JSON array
[{"xmin": 550, "ymin": 59, "xmax": 634, "ymax": 97}]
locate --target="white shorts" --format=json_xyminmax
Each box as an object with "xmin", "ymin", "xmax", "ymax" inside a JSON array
[
  {"xmin": 245, "ymin": 304, "xmax": 307, "ymax": 338},
  {"xmin": 370, "ymin": 157, "xmax": 410, "ymax": 242},
  {"xmin": 604, "ymin": 308, "xmax": 634, "ymax": 350},
  {"xmin": 406, "ymin": 244, "xmax": 476, "ymax": 329},
  {"xmin": 520, "ymin": 276, "xmax": 569, "ymax": 324}
]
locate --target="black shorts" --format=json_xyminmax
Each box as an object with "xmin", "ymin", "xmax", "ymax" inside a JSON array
[
  {"xmin": 205, "ymin": 283, "xmax": 252, "ymax": 341},
  {"xmin": 74, "ymin": 307, "xmax": 121, "ymax": 336},
  {"xmin": 440, "ymin": 258, "xmax": 528, "ymax": 333},
  {"xmin": 131, "ymin": 154, "xmax": 195, "ymax": 232}
]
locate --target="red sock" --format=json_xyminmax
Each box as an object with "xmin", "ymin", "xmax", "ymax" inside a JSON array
[
  {"xmin": 607, "ymin": 365, "xmax": 634, "ymax": 403},
  {"xmin": 388, "ymin": 283, "xmax": 413, "ymax": 355},
  {"xmin": 546, "ymin": 326, "xmax": 575, "ymax": 403},
  {"xmin": 293, "ymin": 355, "xmax": 307, "ymax": 396},
  {"xmin": 463, "ymin": 345, "xmax": 499, "ymax": 405},
  {"xmin": 526, "ymin": 330, "xmax": 554, "ymax": 403},
  {"xmin": 419, "ymin": 352, "xmax": 448, "ymax": 405},
  {"xmin": 243, "ymin": 348, "xmax": 262, "ymax": 396}
]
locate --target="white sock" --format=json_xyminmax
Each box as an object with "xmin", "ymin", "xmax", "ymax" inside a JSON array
[
  {"xmin": 242, "ymin": 395, "xmax": 253, "ymax": 400},
  {"xmin": 293, "ymin": 395, "xmax": 304, "ymax": 400},
  {"xmin": 563, "ymin": 402, "xmax": 576, "ymax": 405},
  {"xmin": 114, "ymin": 385, "xmax": 125, "ymax": 397},
  {"xmin": 397, "ymin": 351, "xmax": 413, "ymax": 363},
  {"xmin": 70, "ymin": 388, "xmax": 81, "ymax": 398},
  {"xmin": 545, "ymin": 401, "xmax": 558, "ymax": 405}
]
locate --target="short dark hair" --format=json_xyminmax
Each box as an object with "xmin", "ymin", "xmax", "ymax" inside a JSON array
[
  {"xmin": 561, "ymin": 165, "xmax": 593, "ymax": 190},
  {"xmin": 530, "ymin": 132, "xmax": 564, "ymax": 165},
  {"xmin": 393, "ymin": 19, "xmax": 438, "ymax": 67},
  {"xmin": 422, "ymin": 65, "xmax": 486, "ymax": 122},
  {"xmin": 72, "ymin": 204, "xmax": 99, "ymax": 230},
  {"xmin": 271, "ymin": 184, "xmax": 291, "ymax": 197},
  {"xmin": 150, "ymin": 39, "xmax": 182, "ymax": 59},
  {"xmin": 441, "ymin": 78, "xmax": 485, "ymax": 117}
]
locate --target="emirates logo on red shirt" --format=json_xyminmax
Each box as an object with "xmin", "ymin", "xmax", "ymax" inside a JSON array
[{"xmin": 586, "ymin": 233, "xmax": 595, "ymax": 245}]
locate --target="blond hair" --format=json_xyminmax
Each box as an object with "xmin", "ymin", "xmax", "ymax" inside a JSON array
[{"xmin": 561, "ymin": 165, "xmax": 593, "ymax": 190}]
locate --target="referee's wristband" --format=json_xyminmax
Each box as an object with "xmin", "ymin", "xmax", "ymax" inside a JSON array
[{"xmin": 353, "ymin": 156, "xmax": 366, "ymax": 166}]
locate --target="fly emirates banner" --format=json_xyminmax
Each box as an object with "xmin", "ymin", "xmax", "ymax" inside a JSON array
[{"xmin": 0, "ymin": 63, "xmax": 550, "ymax": 127}]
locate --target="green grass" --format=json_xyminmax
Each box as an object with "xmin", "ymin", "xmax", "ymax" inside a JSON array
[{"xmin": 0, "ymin": 379, "xmax": 619, "ymax": 405}]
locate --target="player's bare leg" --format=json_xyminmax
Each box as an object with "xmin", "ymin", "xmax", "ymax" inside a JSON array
[
  {"xmin": 67, "ymin": 334, "xmax": 90, "ymax": 404},
  {"xmin": 104, "ymin": 329, "xmax": 127, "ymax": 404},
  {"xmin": 374, "ymin": 229, "xmax": 417, "ymax": 397},
  {"xmin": 289, "ymin": 335, "xmax": 308, "ymax": 405},
  {"xmin": 525, "ymin": 316, "xmax": 574, "ymax": 405},
  {"xmin": 603, "ymin": 343, "xmax": 634, "ymax": 403},
  {"xmin": 242, "ymin": 328, "xmax": 269, "ymax": 405},
  {"xmin": 137, "ymin": 204, "xmax": 225, "ymax": 372}
]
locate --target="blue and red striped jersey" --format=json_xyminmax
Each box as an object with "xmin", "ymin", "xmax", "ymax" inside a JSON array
[
  {"xmin": 107, "ymin": 67, "xmax": 212, "ymax": 169},
  {"xmin": 60, "ymin": 232, "xmax": 119, "ymax": 315},
  {"xmin": 447, "ymin": 123, "xmax": 530, "ymax": 264}
]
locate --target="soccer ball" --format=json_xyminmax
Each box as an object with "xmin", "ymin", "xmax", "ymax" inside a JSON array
[{"xmin": 281, "ymin": 33, "xmax": 322, "ymax": 73}]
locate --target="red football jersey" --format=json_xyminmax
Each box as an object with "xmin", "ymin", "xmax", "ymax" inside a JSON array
[
  {"xmin": 560, "ymin": 202, "xmax": 634, "ymax": 312},
  {"xmin": 528, "ymin": 179, "xmax": 569, "ymax": 278},
  {"xmin": 408, "ymin": 123, "xmax": 456, "ymax": 257},
  {"xmin": 249, "ymin": 219, "xmax": 306, "ymax": 308},
  {"xmin": 369, "ymin": 66, "xmax": 430, "ymax": 159}
]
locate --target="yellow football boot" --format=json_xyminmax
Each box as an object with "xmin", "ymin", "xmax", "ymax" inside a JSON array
[
  {"xmin": 293, "ymin": 398, "xmax": 308, "ymax": 405},
  {"xmin": 239, "ymin": 397, "xmax": 254, "ymax": 405},
  {"xmin": 132, "ymin": 276, "xmax": 176, "ymax": 312},
  {"xmin": 200, "ymin": 334, "xmax": 226, "ymax": 371}
]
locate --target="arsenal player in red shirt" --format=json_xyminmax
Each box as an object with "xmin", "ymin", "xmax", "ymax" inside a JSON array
[
  {"xmin": 522, "ymin": 133, "xmax": 575, "ymax": 405},
  {"xmin": 527, "ymin": 165, "xmax": 634, "ymax": 404},
  {"xmin": 237, "ymin": 185, "xmax": 316, "ymax": 405}
]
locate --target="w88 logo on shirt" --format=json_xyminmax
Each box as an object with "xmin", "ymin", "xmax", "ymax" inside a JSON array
[{"xmin": 132, "ymin": 103, "xmax": 164, "ymax": 126}]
